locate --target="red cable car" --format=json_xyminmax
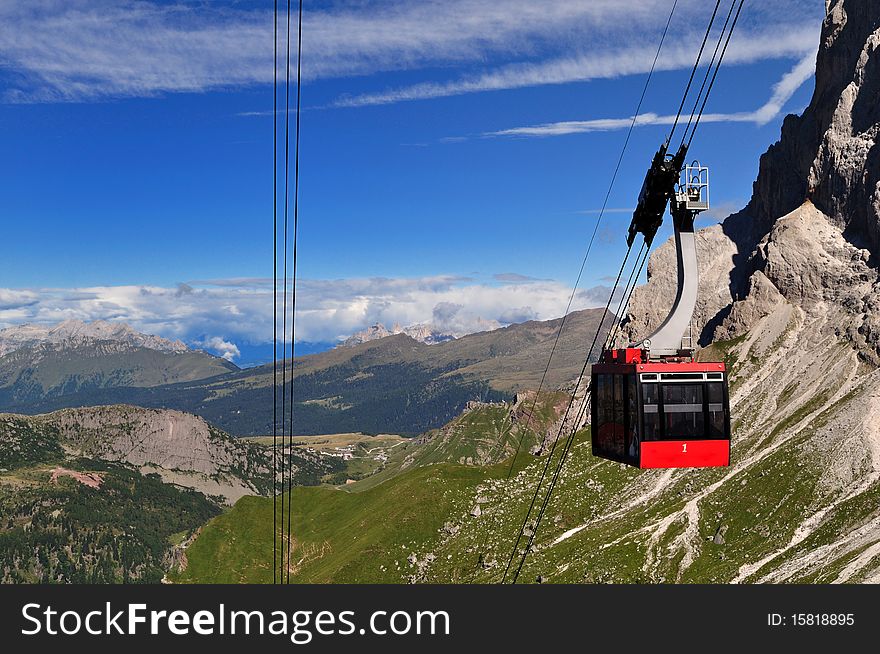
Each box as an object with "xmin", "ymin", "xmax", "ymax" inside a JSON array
[
  {"xmin": 591, "ymin": 152, "xmax": 731, "ymax": 469},
  {"xmin": 591, "ymin": 348, "xmax": 730, "ymax": 469}
]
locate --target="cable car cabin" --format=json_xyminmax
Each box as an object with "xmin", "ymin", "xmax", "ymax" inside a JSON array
[{"xmin": 590, "ymin": 348, "xmax": 730, "ymax": 469}]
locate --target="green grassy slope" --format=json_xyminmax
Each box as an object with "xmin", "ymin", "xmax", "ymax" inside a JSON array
[
  {"xmin": 177, "ymin": 414, "xmax": 880, "ymax": 585},
  {"xmin": 175, "ymin": 328, "xmax": 880, "ymax": 585},
  {"xmin": 175, "ymin": 462, "xmax": 493, "ymax": 584},
  {"xmin": 174, "ymin": 393, "xmax": 569, "ymax": 583}
]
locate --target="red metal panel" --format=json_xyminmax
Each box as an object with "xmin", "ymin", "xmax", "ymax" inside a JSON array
[
  {"xmin": 592, "ymin": 358, "xmax": 726, "ymax": 375},
  {"xmin": 640, "ymin": 440, "xmax": 729, "ymax": 468},
  {"xmin": 603, "ymin": 348, "xmax": 645, "ymax": 364},
  {"xmin": 636, "ymin": 361, "xmax": 726, "ymax": 373}
]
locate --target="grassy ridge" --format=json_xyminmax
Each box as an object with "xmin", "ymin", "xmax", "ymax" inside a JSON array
[
  {"xmin": 176, "ymin": 407, "xmax": 880, "ymax": 585},
  {"xmin": 175, "ymin": 393, "xmax": 571, "ymax": 583}
]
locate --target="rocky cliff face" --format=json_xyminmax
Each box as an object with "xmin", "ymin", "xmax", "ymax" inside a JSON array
[
  {"xmin": 41, "ymin": 405, "xmax": 271, "ymax": 503},
  {"xmin": 746, "ymin": 0, "xmax": 880, "ymax": 251},
  {"xmin": 4, "ymin": 405, "xmax": 274, "ymax": 504}
]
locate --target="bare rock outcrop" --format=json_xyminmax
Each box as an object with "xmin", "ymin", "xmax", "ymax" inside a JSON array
[
  {"xmin": 745, "ymin": 0, "xmax": 880, "ymax": 249},
  {"xmin": 39, "ymin": 405, "xmax": 272, "ymax": 503},
  {"xmin": 621, "ymin": 222, "xmax": 738, "ymax": 348}
]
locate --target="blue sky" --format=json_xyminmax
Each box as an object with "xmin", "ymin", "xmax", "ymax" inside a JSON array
[{"xmin": 0, "ymin": 0, "xmax": 826, "ymax": 363}]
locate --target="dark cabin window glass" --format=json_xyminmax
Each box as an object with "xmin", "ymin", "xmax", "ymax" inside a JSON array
[
  {"xmin": 596, "ymin": 374, "xmax": 613, "ymax": 453},
  {"xmin": 627, "ymin": 375, "xmax": 639, "ymax": 459},
  {"xmin": 612, "ymin": 375, "xmax": 625, "ymax": 456},
  {"xmin": 662, "ymin": 383, "xmax": 706, "ymax": 439},
  {"xmin": 598, "ymin": 374, "xmax": 612, "ymax": 424},
  {"xmin": 707, "ymin": 381, "xmax": 726, "ymax": 439},
  {"xmin": 642, "ymin": 381, "xmax": 661, "ymax": 441}
]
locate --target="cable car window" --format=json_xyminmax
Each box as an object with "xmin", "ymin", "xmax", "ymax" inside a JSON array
[
  {"xmin": 661, "ymin": 373, "xmax": 704, "ymax": 381},
  {"xmin": 707, "ymin": 381, "xmax": 726, "ymax": 439},
  {"xmin": 642, "ymin": 381, "xmax": 661, "ymax": 441},
  {"xmin": 662, "ymin": 383, "xmax": 705, "ymax": 439},
  {"xmin": 612, "ymin": 374, "xmax": 625, "ymax": 456},
  {"xmin": 595, "ymin": 374, "xmax": 613, "ymax": 453},
  {"xmin": 596, "ymin": 375, "xmax": 607, "ymax": 426},
  {"xmin": 627, "ymin": 374, "xmax": 640, "ymax": 459}
]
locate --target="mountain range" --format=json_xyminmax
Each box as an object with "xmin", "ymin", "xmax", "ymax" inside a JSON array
[
  {"xmin": 0, "ymin": 309, "xmax": 612, "ymax": 436},
  {"xmin": 341, "ymin": 322, "xmax": 456, "ymax": 347},
  {"xmin": 3, "ymin": 0, "xmax": 876, "ymax": 587},
  {"xmin": 0, "ymin": 320, "xmax": 189, "ymax": 357},
  {"xmin": 0, "ymin": 319, "xmax": 237, "ymax": 410}
]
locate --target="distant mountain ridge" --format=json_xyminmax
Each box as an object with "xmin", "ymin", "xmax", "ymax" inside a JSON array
[
  {"xmin": 341, "ymin": 322, "xmax": 456, "ymax": 347},
  {"xmin": 0, "ymin": 319, "xmax": 188, "ymax": 357},
  {"xmin": 0, "ymin": 320, "xmax": 237, "ymax": 407},
  {"xmin": 0, "ymin": 308, "xmax": 613, "ymax": 437}
]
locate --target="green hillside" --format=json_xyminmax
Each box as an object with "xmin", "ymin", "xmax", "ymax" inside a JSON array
[
  {"xmin": 174, "ymin": 329, "xmax": 880, "ymax": 584},
  {"xmin": 173, "ymin": 392, "xmax": 576, "ymax": 584},
  {"xmin": 0, "ymin": 344, "xmax": 236, "ymax": 408},
  {"xmin": 174, "ymin": 461, "xmax": 493, "ymax": 584},
  {"xmin": 174, "ymin": 418, "xmax": 880, "ymax": 585},
  {"xmin": 0, "ymin": 406, "xmax": 347, "ymax": 583},
  {"xmin": 0, "ymin": 459, "xmax": 220, "ymax": 584},
  {"xmin": 0, "ymin": 419, "xmax": 221, "ymax": 584}
]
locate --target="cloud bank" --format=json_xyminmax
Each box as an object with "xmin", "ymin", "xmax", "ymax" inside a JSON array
[
  {"xmin": 0, "ymin": 275, "xmax": 614, "ymax": 354},
  {"xmin": 335, "ymin": 26, "xmax": 820, "ymax": 108}
]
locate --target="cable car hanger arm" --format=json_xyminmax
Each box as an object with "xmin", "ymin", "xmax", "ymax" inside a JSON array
[{"xmin": 624, "ymin": 143, "xmax": 709, "ymax": 358}]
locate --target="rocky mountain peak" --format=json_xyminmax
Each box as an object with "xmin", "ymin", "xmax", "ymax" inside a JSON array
[
  {"xmin": 340, "ymin": 322, "xmax": 456, "ymax": 347},
  {"xmin": 733, "ymin": 0, "xmax": 880, "ymax": 250},
  {"xmin": 0, "ymin": 319, "xmax": 189, "ymax": 357}
]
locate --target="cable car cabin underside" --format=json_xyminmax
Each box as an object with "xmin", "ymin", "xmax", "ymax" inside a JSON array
[{"xmin": 591, "ymin": 348, "xmax": 730, "ymax": 469}]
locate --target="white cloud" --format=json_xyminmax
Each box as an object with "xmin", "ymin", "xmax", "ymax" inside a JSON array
[
  {"xmin": 334, "ymin": 26, "xmax": 820, "ymax": 108},
  {"xmin": 0, "ymin": 1, "xmax": 824, "ymax": 103},
  {"xmin": 483, "ymin": 52, "xmax": 818, "ymax": 138},
  {"xmin": 197, "ymin": 336, "xmax": 241, "ymax": 362},
  {"xmin": 0, "ymin": 289, "xmax": 39, "ymax": 311},
  {"xmin": 751, "ymin": 52, "xmax": 818, "ymax": 125},
  {"xmin": 0, "ymin": 275, "xmax": 614, "ymax": 348}
]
